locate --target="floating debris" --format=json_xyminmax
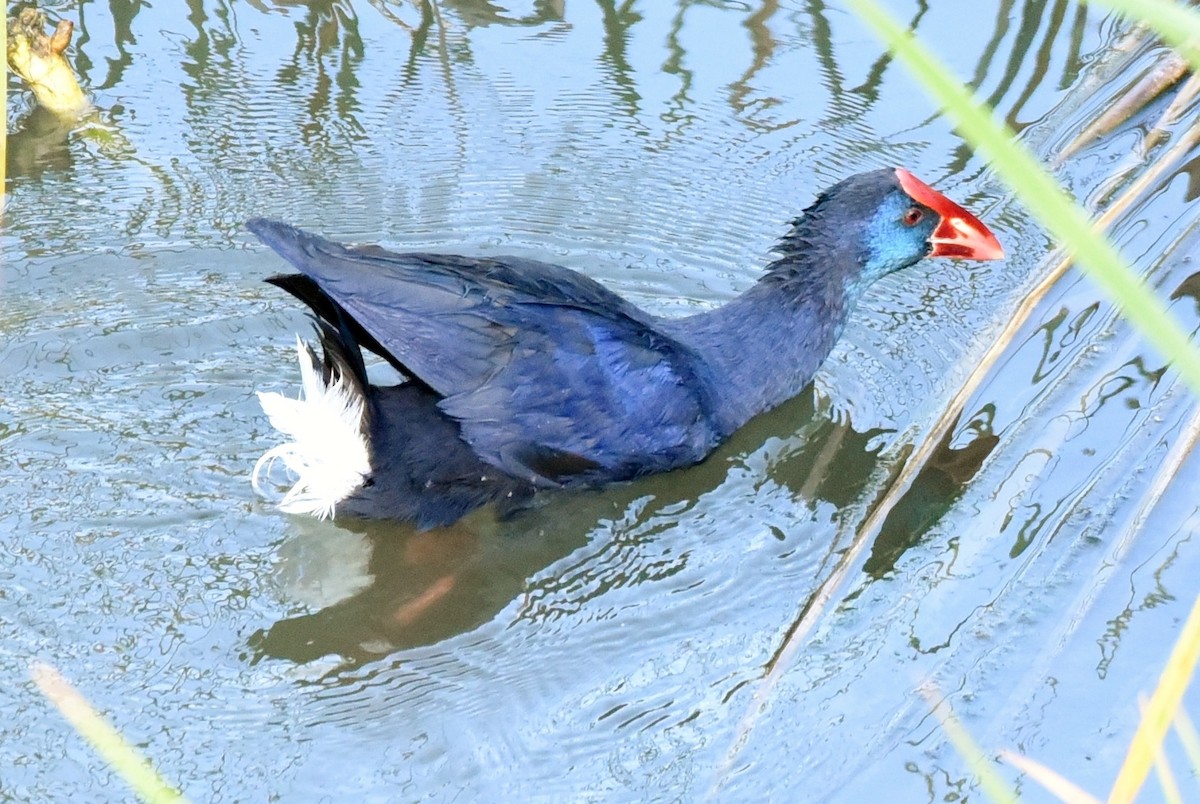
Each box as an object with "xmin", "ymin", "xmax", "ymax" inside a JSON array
[
  {"xmin": 1056, "ymin": 44, "xmax": 1190, "ymax": 164},
  {"xmin": 7, "ymin": 8, "xmax": 89, "ymax": 117}
]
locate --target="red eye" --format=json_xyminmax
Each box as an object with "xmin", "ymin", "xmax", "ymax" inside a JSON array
[{"xmin": 902, "ymin": 207, "xmax": 924, "ymax": 226}]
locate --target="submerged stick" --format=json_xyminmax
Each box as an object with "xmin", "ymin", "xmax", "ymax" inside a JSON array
[{"xmin": 1056, "ymin": 50, "xmax": 1189, "ymax": 164}]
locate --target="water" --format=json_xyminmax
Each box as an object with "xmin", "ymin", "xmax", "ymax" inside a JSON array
[{"xmin": 3, "ymin": 1, "xmax": 1198, "ymax": 800}]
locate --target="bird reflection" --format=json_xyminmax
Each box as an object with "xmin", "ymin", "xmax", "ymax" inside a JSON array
[
  {"xmin": 248, "ymin": 391, "xmax": 906, "ymax": 667},
  {"xmin": 863, "ymin": 406, "xmax": 1001, "ymax": 578}
]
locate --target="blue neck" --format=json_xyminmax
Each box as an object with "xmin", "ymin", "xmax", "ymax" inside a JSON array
[
  {"xmin": 658, "ymin": 171, "xmax": 932, "ymax": 436},
  {"xmin": 663, "ymin": 257, "xmax": 857, "ymax": 435}
]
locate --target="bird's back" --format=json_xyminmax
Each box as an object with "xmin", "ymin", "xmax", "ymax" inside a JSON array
[{"xmin": 248, "ymin": 219, "xmax": 727, "ymax": 488}]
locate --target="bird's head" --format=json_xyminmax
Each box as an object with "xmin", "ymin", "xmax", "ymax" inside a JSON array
[{"xmin": 773, "ymin": 167, "xmax": 1004, "ymax": 292}]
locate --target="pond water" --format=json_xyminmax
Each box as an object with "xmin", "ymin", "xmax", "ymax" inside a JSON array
[{"xmin": 4, "ymin": 0, "xmax": 1199, "ymax": 800}]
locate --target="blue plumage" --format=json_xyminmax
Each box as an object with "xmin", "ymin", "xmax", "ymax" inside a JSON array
[
  {"xmin": 250, "ymin": 220, "xmax": 725, "ymax": 488},
  {"xmin": 249, "ymin": 168, "xmax": 1003, "ymax": 526}
]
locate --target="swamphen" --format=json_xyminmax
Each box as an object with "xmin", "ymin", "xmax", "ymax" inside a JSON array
[{"xmin": 249, "ymin": 168, "xmax": 1003, "ymax": 527}]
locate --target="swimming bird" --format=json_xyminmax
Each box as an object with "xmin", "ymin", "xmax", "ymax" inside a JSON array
[{"xmin": 249, "ymin": 168, "xmax": 1003, "ymax": 527}]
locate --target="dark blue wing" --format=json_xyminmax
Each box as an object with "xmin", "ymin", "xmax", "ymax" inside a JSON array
[{"xmin": 249, "ymin": 219, "xmax": 724, "ymax": 486}]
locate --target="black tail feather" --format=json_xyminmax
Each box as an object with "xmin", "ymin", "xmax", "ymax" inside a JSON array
[
  {"xmin": 311, "ymin": 318, "xmax": 369, "ymax": 422},
  {"xmin": 253, "ymin": 222, "xmax": 539, "ymax": 527},
  {"xmin": 266, "ymin": 274, "xmax": 410, "ymax": 380}
]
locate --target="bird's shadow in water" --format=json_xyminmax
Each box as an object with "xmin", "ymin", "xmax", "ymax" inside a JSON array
[{"xmin": 248, "ymin": 391, "xmax": 890, "ymax": 668}]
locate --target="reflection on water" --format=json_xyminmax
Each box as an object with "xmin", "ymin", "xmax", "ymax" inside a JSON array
[
  {"xmin": 253, "ymin": 392, "xmax": 882, "ymax": 666},
  {"xmin": 7, "ymin": 106, "xmax": 78, "ymax": 180},
  {"xmin": 264, "ymin": 0, "xmax": 368, "ymax": 146},
  {"xmin": 5, "ymin": 0, "xmax": 1200, "ymax": 800},
  {"xmin": 864, "ymin": 404, "xmax": 1000, "ymax": 578}
]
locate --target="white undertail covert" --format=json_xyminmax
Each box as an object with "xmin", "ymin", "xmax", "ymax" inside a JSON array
[{"xmin": 252, "ymin": 336, "xmax": 370, "ymax": 519}]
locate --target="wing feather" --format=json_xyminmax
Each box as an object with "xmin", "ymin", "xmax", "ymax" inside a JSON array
[{"xmin": 249, "ymin": 218, "xmax": 724, "ymax": 485}]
